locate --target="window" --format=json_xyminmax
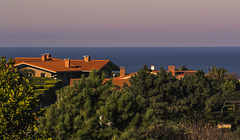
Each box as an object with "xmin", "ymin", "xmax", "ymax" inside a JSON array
[
  {"xmin": 27, "ymin": 73, "xmax": 33, "ymax": 76},
  {"xmin": 41, "ymin": 73, "xmax": 46, "ymax": 77}
]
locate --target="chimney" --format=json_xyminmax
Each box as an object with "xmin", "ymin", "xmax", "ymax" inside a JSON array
[
  {"xmin": 83, "ymin": 55, "xmax": 90, "ymax": 62},
  {"xmin": 45, "ymin": 53, "xmax": 51, "ymax": 60},
  {"xmin": 150, "ymin": 65, "xmax": 155, "ymax": 70},
  {"xmin": 168, "ymin": 65, "xmax": 175, "ymax": 76},
  {"xmin": 64, "ymin": 58, "xmax": 70, "ymax": 68},
  {"xmin": 120, "ymin": 66, "xmax": 125, "ymax": 78},
  {"xmin": 41, "ymin": 54, "xmax": 46, "ymax": 61}
]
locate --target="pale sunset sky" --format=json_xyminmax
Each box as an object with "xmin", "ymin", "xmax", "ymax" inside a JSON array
[{"xmin": 0, "ymin": 0, "xmax": 240, "ymax": 47}]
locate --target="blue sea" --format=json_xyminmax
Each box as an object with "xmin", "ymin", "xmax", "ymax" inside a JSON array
[{"xmin": 1, "ymin": 47, "xmax": 240, "ymax": 74}]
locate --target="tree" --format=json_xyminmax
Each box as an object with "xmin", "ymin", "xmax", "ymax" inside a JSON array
[
  {"xmin": 38, "ymin": 70, "xmax": 154, "ymax": 139},
  {"xmin": 127, "ymin": 67, "xmax": 182, "ymax": 121},
  {"xmin": 175, "ymin": 65, "xmax": 189, "ymax": 71},
  {"xmin": 0, "ymin": 57, "xmax": 39, "ymax": 139},
  {"xmin": 127, "ymin": 67, "xmax": 237, "ymax": 135},
  {"xmin": 207, "ymin": 65, "xmax": 228, "ymax": 79},
  {"xmin": 37, "ymin": 66, "xmax": 239, "ymax": 139},
  {"xmin": 224, "ymin": 72, "xmax": 239, "ymax": 81}
]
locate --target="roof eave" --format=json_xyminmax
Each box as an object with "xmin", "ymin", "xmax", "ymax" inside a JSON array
[
  {"xmin": 100, "ymin": 61, "xmax": 120, "ymax": 71},
  {"xmin": 56, "ymin": 70, "xmax": 82, "ymax": 73},
  {"xmin": 14, "ymin": 63, "xmax": 57, "ymax": 73}
]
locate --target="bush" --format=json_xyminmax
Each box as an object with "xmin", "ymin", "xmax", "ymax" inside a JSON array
[{"xmin": 32, "ymin": 77, "xmax": 62, "ymax": 106}]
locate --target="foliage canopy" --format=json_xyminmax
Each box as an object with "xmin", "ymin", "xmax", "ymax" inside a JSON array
[
  {"xmin": 38, "ymin": 66, "xmax": 239, "ymax": 139},
  {"xmin": 0, "ymin": 57, "xmax": 39, "ymax": 139},
  {"xmin": 38, "ymin": 70, "xmax": 153, "ymax": 139}
]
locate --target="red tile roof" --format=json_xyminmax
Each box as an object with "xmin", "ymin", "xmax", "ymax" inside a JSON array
[
  {"xmin": 14, "ymin": 57, "xmax": 117, "ymax": 73},
  {"xmin": 70, "ymin": 70, "xmax": 197, "ymax": 88},
  {"xmin": 70, "ymin": 78, "xmax": 131, "ymax": 87},
  {"xmin": 103, "ymin": 73, "xmax": 135, "ymax": 87},
  {"xmin": 103, "ymin": 78, "xmax": 131, "ymax": 87},
  {"xmin": 151, "ymin": 70, "xmax": 197, "ymax": 76},
  {"xmin": 70, "ymin": 79, "xmax": 81, "ymax": 86},
  {"xmin": 70, "ymin": 60, "xmax": 110, "ymax": 72},
  {"xmin": 175, "ymin": 71, "xmax": 197, "ymax": 76},
  {"xmin": 104, "ymin": 70, "xmax": 197, "ymax": 87},
  {"xmin": 70, "ymin": 73, "xmax": 134, "ymax": 87}
]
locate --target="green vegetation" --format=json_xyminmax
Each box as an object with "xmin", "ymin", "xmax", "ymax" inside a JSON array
[
  {"xmin": 37, "ymin": 70, "xmax": 153, "ymax": 139},
  {"xmin": 124, "ymin": 66, "xmax": 238, "ymax": 139},
  {"xmin": 207, "ymin": 64, "xmax": 229, "ymax": 79},
  {"xmin": 32, "ymin": 77, "xmax": 62, "ymax": 106},
  {"xmin": 2, "ymin": 56, "xmax": 240, "ymax": 139},
  {"xmin": 0, "ymin": 57, "xmax": 40, "ymax": 139},
  {"xmin": 37, "ymin": 66, "xmax": 240, "ymax": 139}
]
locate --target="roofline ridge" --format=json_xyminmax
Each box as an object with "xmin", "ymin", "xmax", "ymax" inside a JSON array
[
  {"xmin": 15, "ymin": 57, "xmax": 40, "ymax": 59},
  {"xmin": 14, "ymin": 62, "xmax": 57, "ymax": 73}
]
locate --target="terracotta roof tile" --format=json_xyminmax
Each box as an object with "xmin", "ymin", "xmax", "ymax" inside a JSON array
[
  {"xmin": 115, "ymin": 72, "xmax": 136, "ymax": 79},
  {"xmin": 101, "ymin": 73, "xmax": 135, "ymax": 88},
  {"xmin": 175, "ymin": 71, "xmax": 197, "ymax": 76},
  {"xmin": 103, "ymin": 78, "xmax": 131, "ymax": 87},
  {"xmin": 105, "ymin": 70, "xmax": 197, "ymax": 87},
  {"xmin": 14, "ymin": 57, "xmax": 115, "ymax": 73},
  {"xmin": 71, "ymin": 70, "xmax": 197, "ymax": 88},
  {"xmin": 70, "ymin": 60, "xmax": 110, "ymax": 71}
]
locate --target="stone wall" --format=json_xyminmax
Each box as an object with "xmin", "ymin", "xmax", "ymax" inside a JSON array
[{"xmin": 21, "ymin": 66, "xmax": 53, "ymax": 78}]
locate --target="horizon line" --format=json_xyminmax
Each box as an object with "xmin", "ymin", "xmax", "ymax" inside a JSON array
[{"xmin": 1, "ymin": 45, "xmax": 240, "ymax": 48}]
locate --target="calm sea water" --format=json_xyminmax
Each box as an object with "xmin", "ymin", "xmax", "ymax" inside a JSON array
[{"xmin": 1, "ymin": 47, "xmax": 240, "ymax": 74}]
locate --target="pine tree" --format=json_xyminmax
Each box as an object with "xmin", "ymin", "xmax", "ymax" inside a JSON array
[
  {"xmin": 127, "ymin": 66, "xmax": 238, "ymax": 137},
  {"xmin": 176, "ymin": 70, "xmax": 237, "ymax": 122},
  {"xmin": 0, "ymin": 57, "xmax": 39, "ymax": 139},
  {"xmin": 38, "ymin": 70, "xmax": 154, "ymax": 139},
  {"xmin": 127, "ymin": 67, "xmax": 180, "ymax": 120},
  {"xmin": 38, "ymin": 66, "xmax": 238, "ymax": 139}
]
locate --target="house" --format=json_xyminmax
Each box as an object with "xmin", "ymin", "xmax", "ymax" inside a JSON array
[
  {"xmin": 100, "ymin": 65, "xmax": 197, "ymax": 88},
  {"xmin": 70, "ymin": 66, "xmax": 132, "ymax": 87},
  {"xmin": 14, "ymin": 53, "xmax": 119, "ymax": 86},
  {"xmin": 17, "ymin": 68, "xmax": 33, "ymax": 81},
  {"xmin": 167, "ymin": 65, "xmax": 198, "ymax": 79}
]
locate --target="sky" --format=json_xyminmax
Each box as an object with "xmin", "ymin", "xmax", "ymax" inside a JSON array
[{"xmin": 0, "ymin": 0, "xmax": 240, "ymax": 47}]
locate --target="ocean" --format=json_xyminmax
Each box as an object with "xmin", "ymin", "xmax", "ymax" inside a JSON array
[{"xmin": 1, "ymin": 47, "xmax": 240, "ymax": 74}]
